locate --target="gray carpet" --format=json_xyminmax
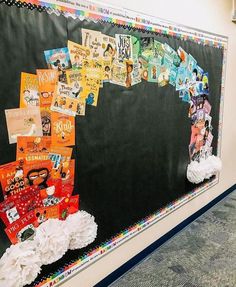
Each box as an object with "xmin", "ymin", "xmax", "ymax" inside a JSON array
[{"xmin": 109, "ymin": 190, "xmax": 236, "ymax": 287}]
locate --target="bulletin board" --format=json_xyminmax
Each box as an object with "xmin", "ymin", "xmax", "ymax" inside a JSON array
[{"xmin": 0, "ymin": 0, "xmax": 227, "ymax": 286}]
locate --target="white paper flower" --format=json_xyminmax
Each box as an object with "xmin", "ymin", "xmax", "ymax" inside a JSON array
[
  {"xmin": 34, "ymin": 219, "xmax": 70, "ymax": 265},
  {"xmin": 187, "ymin": 155, "xmax": 222, "ymax": 184},
  {"xmin": 65, "ymin": 211, "xmax": 98, "ymax": 250},
  {"xmin": 0, "ymin": 240, "xmax": 41, "ymax": 287}
]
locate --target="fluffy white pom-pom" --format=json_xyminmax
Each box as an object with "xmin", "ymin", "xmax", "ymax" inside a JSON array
[
  {"xmin": 0, "ymin": 240, "xmax": 41, "ymax": 287},
  {"xmin": 187, "ymin": 155, "xmax": 222, "ymax": 184},
  {"xmin": 34, "ymin": 219, "xmax": 70, "ymax": 265},
  {"xmin": 65, "ymin": 211, "xmax": 97, "ymax": 250}
]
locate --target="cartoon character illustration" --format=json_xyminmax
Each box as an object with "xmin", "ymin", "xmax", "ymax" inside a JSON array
[
  {"xmin": 86, "ymin": 93, "xmax": 95, "ymax": 105},
  {"xmin": 103, "ymin": 43, "xmax": 115, "ymax": 58},
  {"xmin": 152, "ymin": 66, "xmax": 157, "ymax": 79},
  {"xmin": 23, "ymin": 90, "xmax": 39, "ymax": 106},
  {"xmin": 125, "ymin": 62, "xmax": 133, "ymax": 88},
  {"xmin": 17, "ymin": 224, "xmax": 36, "ymax": 242},
  {"xmin": 42, "ymin": 115, "xmax": 51, "ymax": 136},
  {"xmin": 26, "ymin": 168, "xmax": 49, "ymax": 189},
  {"xmin": 6, "ymin": 207, "xmax": 20, "ymax": 224},
  {"xmin": 42, "ymin": 185, "xmax": 60, "ymax": 207},
  {"xmin": 36, "ymin": 210, "xmax": 47, "ymax": 224}
]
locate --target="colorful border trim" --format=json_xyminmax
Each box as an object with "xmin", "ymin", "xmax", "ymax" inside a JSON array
[
  {"xmin": 1, "ymin": 0, "xmax": 227, "ymax": 286},
  {"xmin": 14, "ymin": 0, "xmax": 228, "ymax": 48},
  {"xmin": 35, "ymin": 178, "xmax": 219, "ymax": 287}
]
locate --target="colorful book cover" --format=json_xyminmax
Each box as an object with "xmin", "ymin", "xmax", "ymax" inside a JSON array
[
  {"xmin": 147, "ymin": 62, "xmax": 159, "ymax": 83},
  {"xmin": 82, "ymin": 58, "xmax": 103, "ymax": 89},
  {"xmin": 51, "ymin": 112, "xmax": 75, "ymax": 147},
  {"xmin": 67, "ymin": 40, "xmax": 90, "ymax": 69},
  {"xmin": 34, "ymin": 205, "xmax": 60, "ymax": 223},
  {"xmin": 40, "ymin": 106, "xmax": 52, "ymax": 136},
  {"xmin": 44, "ymin": 47, "xmax": 71, "ymax": 83},
  {"xmin": 13, "ymin": 186, "xmax": 42, "ymax": 216},
  {"xmin": 202, "ymin": 72, "xmax": 209, "ymax": 95},
  {"xmin": 82, "ymin": 76, "xmax": 100, "ymax": 106},
  {"xmin": 103, "ymin": 58, "xmax": 112, "ymax": 82},
  {"xmin": 111, "ymin": 60, "xmax": 127, "ymax": 87},
  {"xmin": 48, "ymin": 146, "xmax": 72, "ymax": 180},
  {"xmin": 195, "ymin": 65, "xmax": 204, "ymax": 81},
  {"xmin": 24, "ymin": 160, "xmax": 53, "ymax": 190},
  {"xmin": 204, "ymin": 99, "xmax": 212, "ymax": 114},
  {"xmin": 175, "ymin": 67, "xmax": 187, "ymax": 91},
  {"xmin": 0, "ymin": 197, "xmax": 20, "ymax": 226},
  {"xmin": 132, "ymin": 36, "xmax": 140, "ymax": 60},
  {"xmin": 62, "ymin": 159, "xmax": 75, "ymax": 186},
  {"xmin": 5, "ymin": 210, "xmax": 38, "ymax": 244},
  {"xmin": 115, "ymin": 34, "xmax": 133, "ymax": 62},
  {"xmin": 51, "ymin": 82, "xmax": 79, "ymax": 117},
  {"xmin": 163, "ymin": 43, "xmax": 181, "ymax": 67},
  {"xmin": 0, "ymin": 160, "xmax": 25, "ymax": 199},
  {"xmin": 66, "ymin": 69, "xmax": 84, "ymax": 99},
  {"xmin": 187, "ymin": 54, "xmax": 197, "ymax": 76},
  {"xmin": 140, "ymin": 37, "xmax": 154, "ymax": 60},
  {"xmin": 5, "ymin": 107, "xmax": 43, "ymax": 144},
  {"xmin": 138, "ymin": 56, "xmax": 148, "ymax": 81},
  {"xmin": 158, "ymin": 65, "xmax": 170, "ymax": 87},
  {"xmin": 81, "ymin": 28, "xmax": 103, "ymax": 59},
  {"xmin": 76, "ymin": 99, "xmax": 86, "ymax": 116},
  {"xmin": 131, "ymin": 59, "xmax": 142, "ymax": 86},
  {"xmin": 59, "ymin": 195, "xmax": 79, "ymax": 220},
  {"xmin": 37, "ymin": 69, "xmax": 58, "ymax": 107},
  {"xmin": 169, "ymin": 66, "xmax": 178, "ymax": 86},
  {"xmin": 16, "ymin": 136, "xmax": 51, "ymax": 161},
  {"xmin": 20, "ymin": 72, "xmax": 39, "ymax": 108},
  {"xmin": 153, "ymin": 40, "xmax": 165, "ymax": 65},
  {"xmin": 102, "ymin": 34, "xmax": 116, "ymax": 59},
  {"xmin": 177, "ymin": 47, "xmax": 189, "ymax": 68}
]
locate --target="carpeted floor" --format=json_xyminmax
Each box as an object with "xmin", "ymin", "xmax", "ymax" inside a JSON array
[{"xmin": 109, "ymin": 190, "xmax": 236, "ymax": 287}]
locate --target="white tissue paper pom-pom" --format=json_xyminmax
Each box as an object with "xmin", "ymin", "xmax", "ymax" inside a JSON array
[
  {"xmin": 34, "ymin": 219, "xmax": 70, "ymax": 265},
  {"xmin": 187, "ymin": 155, "xmax": 222, "ymax": 184},
  {"xmin": 0, "ymin": 240, "xmax": 41, "ymax": 287},
  {"xmin": 65, "ymin": 211, "xmax": 98, "ymax": 250}
]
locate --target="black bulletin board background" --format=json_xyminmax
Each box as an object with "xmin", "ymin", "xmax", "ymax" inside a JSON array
[{"xmin": 0, "ymin": 3, "xmax": 223, "ymax": 286}]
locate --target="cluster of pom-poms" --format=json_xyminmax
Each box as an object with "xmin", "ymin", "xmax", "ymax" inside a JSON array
[
  {"xmin": 0, "ymin": 211, "xmax": 97, "ymax": 287},
  {"xmin": 187, "ymin": 155, "xmax": 222, "ymax": 184}
]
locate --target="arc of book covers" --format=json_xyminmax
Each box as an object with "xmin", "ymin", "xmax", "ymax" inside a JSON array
[{"xmin": 0, "ymin": 28, "xmax": 212, "ymax": 244}]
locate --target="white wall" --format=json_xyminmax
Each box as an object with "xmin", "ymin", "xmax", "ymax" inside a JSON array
[{"xmin": 62, "ymin": 1, "xmax": 236, "ymax": 286}]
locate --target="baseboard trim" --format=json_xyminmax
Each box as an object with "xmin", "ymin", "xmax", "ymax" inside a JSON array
[{"xmin": 94, "ymin": 184, "xmax": 236, "ymax": 287}]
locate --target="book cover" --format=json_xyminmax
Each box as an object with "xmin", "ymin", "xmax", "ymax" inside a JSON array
[
  {"xmin": 48, "ymin": 146, "xmax": 72, "ymax": 180},
  {"xmin": 115, "ymin": 34, "xmax": 133, "ymax": 62},
  {"xmin": 20, "ymin": 72, "xmax": 39, "ymax": 108},
  {"xmin": 62, "ymin": 159, "xmax": 75, "ymax": 186},
  {"xmin": 102, "ymin": 34, "xmax": 116, "ymax": 59},
  {"xmin": 13, "ymin": 186, "xmax": 42, "ymax": 216},
  {"xmin": 67, "ymin": 40, "xmax": 90, "ymax": 69},
  {"xmin": 0, "ymin": 197, "xmax": 20, "ymax": 226},
  {"xmin": 40, "ymin": 106, "xmax": 52, "ymax": 136},
  {"xmin": 5, "ymin": 107, "xmax": 43, "ymax": 144},
  {"xmin": 66, "ymin": 69, "xmax": 84, "ymax": 99},
  {"xmin": 140, "ymin": 37, "xmax": 154, "ymax": 60},
  {"xmin": 110, "ymin": 60, "xmax": 127, "ymax": 87},
  {"xmin": 44, "ymin": 47, "xmax": 71, "ymax": 83},
  {"xmin": 24, "ymin": 160, "xmax": 53, "ymax": 190},
  {"xmin": 81, "ymin": 28, "xmax": 103, "ymax": 59},
  {"xmin": 37, "ymin": 69, "xmax": 58, "ymax": 107},
  {"xmin": 16, "ymin": 136, "xmax": 51, "ymax": 161},
  {"xmin": 0, "ymin": 160, "xmax": 26, "ymax": 199},
  {"xmin": 51, "ymin": 112, "xmax": 75, "ymax": 147},
  {"xmin": 5, "ymin": 210, "xmax": 38, "ymax": 244},
  {"xmin": 50, "ymin": 82, "xmax": 79, "ymax": 117},
  {"xmin": 34, "ymin": 205, "xmax": 60, "ymax": 223}
]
